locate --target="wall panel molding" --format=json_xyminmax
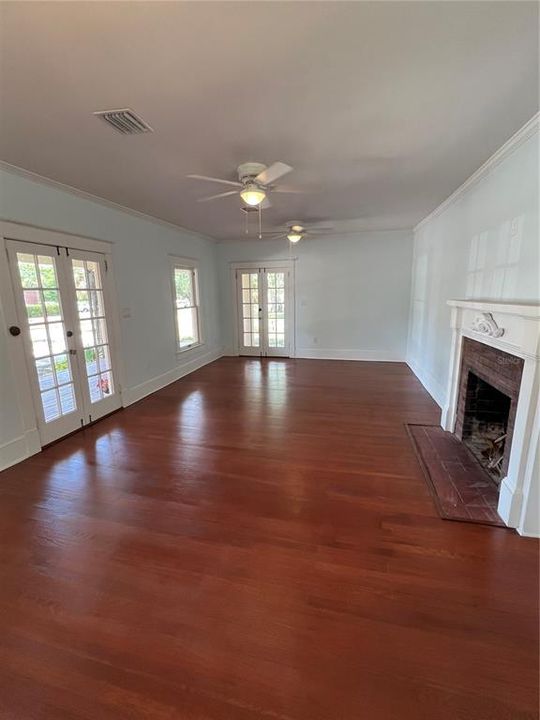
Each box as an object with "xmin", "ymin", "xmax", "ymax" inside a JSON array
[{"xmin": 0, "ymin": 429, "xmax": 40, "ymax": 472}]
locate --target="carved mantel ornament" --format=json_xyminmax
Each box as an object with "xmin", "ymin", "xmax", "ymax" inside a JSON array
[{"xmin": 471, "ymin": 312, "xmax": 505, "ymax": 338}]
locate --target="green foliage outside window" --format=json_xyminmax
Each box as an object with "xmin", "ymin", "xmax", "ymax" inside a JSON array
[
  {"xmin": 174, "ymin": 268, "xmax": 194, "ymax": 308},
  {"xmin": 26, "ymin": 302, "xmax": 61, "ymax": 318},
  {"xmin": 18, "ymin": 260, "xmax": 57, "ymax": 288}
]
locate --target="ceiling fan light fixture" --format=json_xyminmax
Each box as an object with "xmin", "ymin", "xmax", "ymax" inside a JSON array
[
  {"xmin": 240, "ymin": 184, "xmax": 266, "ymax": 206},
  {"xmin": 287, "ymin": 232, "xmax": 302, "ymax": 243}
]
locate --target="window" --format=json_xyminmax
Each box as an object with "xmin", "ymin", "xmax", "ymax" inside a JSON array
[{"xmin": 171, "ymin": 260, "xmax": 201, "ymax": 351}]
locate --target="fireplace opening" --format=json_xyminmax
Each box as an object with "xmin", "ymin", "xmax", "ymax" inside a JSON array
[{"xmin": 461, "ymin": 372, "xmax": 511, "ymax": 486}]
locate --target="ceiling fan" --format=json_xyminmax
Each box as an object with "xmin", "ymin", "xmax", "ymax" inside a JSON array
[
  {"xmin": 186, "ymin": 162, "xmax": 304, "ymax": 207},
  {"xmin": 260, "ymin": 221, "xmax": 337, "ymax": 243}
]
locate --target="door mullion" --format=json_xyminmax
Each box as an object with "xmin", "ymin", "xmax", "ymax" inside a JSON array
[
  {"xmin": 6, "ymin": 245, "xmax": 50, "ymax": 431},
  {"xmin": 57, "ymin": 248, "xmax": 88, "ymax": 426},
  {"xmin": 6, "ymin": 240, "xmax": 84, "ymax": 445},
  {"xmin": 236, "ymin": 268, "xmax": 262, "ymax": 356},
  {"xmin": 68, "ymin": 250, "xmax": 122, "ymax": 420},
  {"xmin": 260, "ymin": 268, "xmax": 267, "ymax": 357}
]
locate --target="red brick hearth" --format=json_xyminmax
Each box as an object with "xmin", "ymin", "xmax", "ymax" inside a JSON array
[
  {"xmin": 407, "ymin": 424, "xmax": 506, "ymax": 526},
  {"xmin": 408, "ymin": 338, "xmax": 525, "ymax": 527}
]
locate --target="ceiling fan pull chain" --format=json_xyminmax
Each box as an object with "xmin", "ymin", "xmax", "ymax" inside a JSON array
[{"xmin": 258, "ymin": 204, "xmax": 262, "ymax": 239}]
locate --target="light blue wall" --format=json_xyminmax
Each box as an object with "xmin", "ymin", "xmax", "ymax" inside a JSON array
[
  {"xmin": 218, "ymin": 230, "xmax": 414, "ymax": 360},
  {"xmin": 0, "ymin": 168, "xmax": 222, "ymax": 451}
]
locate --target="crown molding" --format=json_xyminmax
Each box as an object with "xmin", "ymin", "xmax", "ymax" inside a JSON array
[
  {"xmin": 0, "ymin": 160, "xmax": 218, "ymax": 244},
  {"xmin": 414, "ymin": 113, "xmax": 539, "ymax": 233}
]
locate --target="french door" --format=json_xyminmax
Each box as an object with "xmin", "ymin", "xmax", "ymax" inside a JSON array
[
  {"xmin": 7, "ymin": 240, "xmax": 121, "ymax": 445},
  {"xmin": 236, "ymin": 266, "xmax": 292, "ymax": 357}
]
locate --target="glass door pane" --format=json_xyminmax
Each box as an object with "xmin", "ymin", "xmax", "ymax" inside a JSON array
[
  {"xmin": 8, "ymin": 243, "xmax": 83, "ymax": 445},
  {"xmin": 264, "ymin": 270, "xmax": 289, "ymax": 356},
  {"xmin": 70, "ymin": 254, "xmax": 120, "ymax": 418},
  {"xmin": 237, "ymin": 270, "xmax": 261, "ymax": 355},
  {"xmin": 16, "ymin": 251, "xmax": 77, "ymax": 422},
  {"xmin": 265, "ymin": 271, "xmax": 287, "ymax": 352}
]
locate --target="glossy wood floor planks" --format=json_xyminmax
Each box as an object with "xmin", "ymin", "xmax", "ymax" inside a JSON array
[{"xmin": 0, "ymin": 358, "xmax": 538, "ymax": 720}]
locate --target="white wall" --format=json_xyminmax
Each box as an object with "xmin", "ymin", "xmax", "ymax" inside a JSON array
[
  {"xmin": 407, "ymin": 117, "xmax": 539, "ymax": 537},
  {"xmin": 407, "ymin": 123, "xmax": 539, "ymax": 407},
  {"xmin": 0, "ymin": 167, "xmax": 223, "ymax": 468},
  {"xmin": 217, "ymin": 230, "xmax": 413, "ymax": 361}
]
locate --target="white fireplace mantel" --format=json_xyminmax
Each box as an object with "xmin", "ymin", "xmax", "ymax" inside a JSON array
[{"xmin": 442, "ymin": 300, "xmax": 540, "ymax": 535}]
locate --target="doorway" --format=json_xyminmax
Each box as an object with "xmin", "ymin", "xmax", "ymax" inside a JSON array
[
  {"xmin": 6, "ymin": 239, "xmax": 122, "ymax": 446},
  {"xmin": 235, "ymin": 264, "xmax": 294, "ymax": 357}
]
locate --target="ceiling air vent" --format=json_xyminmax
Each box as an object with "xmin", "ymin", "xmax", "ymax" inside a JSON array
[{"xmin": 93, "ymin": 108, "xmax": 153, "ymax": 135}]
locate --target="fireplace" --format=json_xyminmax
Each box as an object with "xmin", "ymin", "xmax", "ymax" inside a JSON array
[
  {"xmin": 442, "ymin": 301, "xmax": 539, "ymax": 533},
  {"xmin": 454, "ymin": 337, "xmax": 524, "ymax": 487},
  {"xmin": 461, "ymin": 372, "xmax": 511, "ymax": 484}
]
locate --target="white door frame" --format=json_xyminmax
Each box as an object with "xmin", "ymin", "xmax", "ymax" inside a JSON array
[
  {"xmin": 0, "ymin": 221, "xmax": 125, "ymax": 456},
  {"xmin": 235, "ymin": 266, "xmax": 264, "ymax": 357},
  {"xmin": 229, "ymin": 259, "xmax": 296, "ymax": 358},
  {"xmin": 6, "ymin": 239, "xmax": 89, "ymax": 445}
]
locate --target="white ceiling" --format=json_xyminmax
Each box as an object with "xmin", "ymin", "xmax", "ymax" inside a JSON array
[{"xmin": 0, "ymin": 2, "xmax": 538, "ymax": 241}]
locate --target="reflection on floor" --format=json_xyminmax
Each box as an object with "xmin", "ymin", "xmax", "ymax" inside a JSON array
[{"xmin": 0, "ymin": 358, "xmax": 538, "ymax": 720}]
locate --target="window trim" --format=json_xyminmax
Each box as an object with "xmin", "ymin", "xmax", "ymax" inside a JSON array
[{"xmin": 169, "ymin": 256, "xmax": 204, "ymax": 355}]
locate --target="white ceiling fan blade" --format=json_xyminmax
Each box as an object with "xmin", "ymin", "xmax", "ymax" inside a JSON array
[
  {"xmin": 187, "ymin": 174, "xmax": 242, "ymax": 188},
  {"xmin": 306, "ymin": 230, "xmax": 353, "ymax": 237},
  {"xmin": 259, "ymin": 228, "xmax": 288, "ymax": 236},
  {"xmin": 305, "ymin": 221, "xmax": 335, "ymax": 229},
  {"xmin": 261, "ymin": 197, "xmax": 272, "ymax": 209},
  {"xmin": 272, "ymin": 185, "xmax": 306, "ymax": 194},
  {"xmin": 197, "ymin": 190, "xmax": 238, "ymax": 202},
  {"xmin": 255, "ymin": 162, "xmax": 292, "ymax": 186}
]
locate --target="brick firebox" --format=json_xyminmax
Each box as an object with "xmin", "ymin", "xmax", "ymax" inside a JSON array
[{"xmin": 454, "ymin": 337, "xmax": 524, "ymax": 478}]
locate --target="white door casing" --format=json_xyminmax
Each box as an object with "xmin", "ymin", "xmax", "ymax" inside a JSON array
[
  {"xmin": 5, "ymin": 236, "xmax": 122, "ymax": 446},
  {"xmin": 233, "ymin": 261, "xmax": 294, "ymax": 357}
]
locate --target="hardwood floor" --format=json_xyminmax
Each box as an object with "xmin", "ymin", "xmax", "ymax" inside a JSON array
[{"xmin": 0, "ymin": 358, "xmax": 538, "ymax": 720}]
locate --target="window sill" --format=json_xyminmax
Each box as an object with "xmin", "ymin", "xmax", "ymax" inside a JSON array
[{"xmin": 176, "ymin": 342, "xmax": 205, "ymax": 358}]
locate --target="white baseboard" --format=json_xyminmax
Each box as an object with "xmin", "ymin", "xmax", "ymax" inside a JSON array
[
  {"xmin": 515, "ymin": 528, "xmax": 540, "ymax": 538},
  {"xmin": 122, "ymin": 346, "xmax": 224, "ymax": 406},
  {"xmin": 0, "ymin": 428, "xmax": 40, "ymax": 471},
  {"xmin": 222, "ymin": 347, "xmax": 403, "ymax": 362},
  {"xmin": 295, "ymin": 348, "xmax": 404, "ymax": 362},
  {"xmin": 406, "ymin": 356, "xmax": 446, "ymax": 409}
]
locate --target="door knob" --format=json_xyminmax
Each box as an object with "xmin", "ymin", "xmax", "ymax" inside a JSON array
[{"xmin": 8, "ymin": 325, "xmax": 21, "ymax": 336}]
